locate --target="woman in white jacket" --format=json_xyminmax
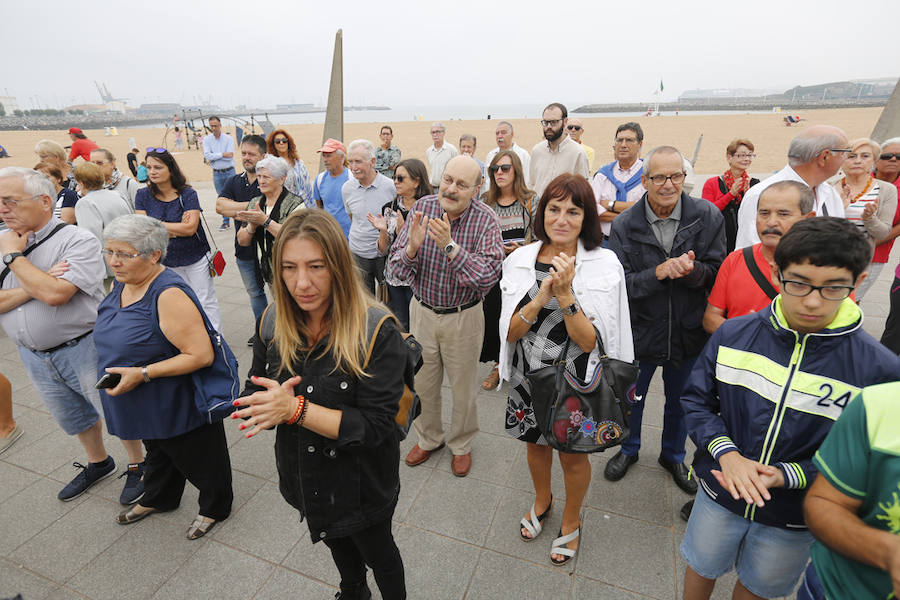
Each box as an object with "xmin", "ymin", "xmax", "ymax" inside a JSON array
[{"xmin": 498, "ymin": 173, "xmax": 634, "ymax": 567}]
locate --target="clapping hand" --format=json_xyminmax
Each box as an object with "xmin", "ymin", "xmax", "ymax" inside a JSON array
[
  {"xmin": 366, "ymin": 213, "xmax": 387, "ymax": 232},
  {"xmin": 232, "ymin": 375, "xmax": 302, "ymax": 438},
  {"xmin": 729, "ymin": 179, "xmax": 744, "ymax": 197},
  {"xmin": 862, "ymin": 201, "xmax": 878, "ymax": 221},
  {"xmin": 236, "ymin": 208, "xmax": 267, "ymax": 226},
  {"xmin": 427, "ymin": 213, "xmax": 452, "ymax": 249},
  {"xmin": 549, "ymin": 252, "xmax": 576, "ymax": 297},
  {"xmin": 712, "ymin": 451, "xmax": 782, "ymax": 508},
  {"xmin": 406, "ymin": 211, "xmax": 429, "ymax": 257}
]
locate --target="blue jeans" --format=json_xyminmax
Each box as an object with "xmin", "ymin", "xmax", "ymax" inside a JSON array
[
  {"xmin": 236, "ymin": 257, "xmax": 268, "ymax": 321},
  {"xmin": 212, "ymin": 168, "xmax": 235, "ymax": 225},
  {"xmin": 387, "ymin": 284, "xmax": 413, "ymax": 331},
  {"xmin": 621, "ymin": 357, "xmax": 697, "ymax": 462}
]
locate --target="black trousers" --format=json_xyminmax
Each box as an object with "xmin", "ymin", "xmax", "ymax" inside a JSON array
[
  {"xmin": 353, "ymin": 253, "xmax": 386, "ymax": 296},
  {"xmin": 323, "ymin": 517, "xmax": 406, "ymax": 600},
  {"xmin": 881, "ymin": 276, "xmax": 900, "ymax": 354},
  {"xmin": 141, "ymin": 420, "xmax": 233, "ymax": 521}
]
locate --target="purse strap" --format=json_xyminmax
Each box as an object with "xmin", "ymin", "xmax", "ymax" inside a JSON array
[
  {"xmin": 553, "ymin": 321, "xmax": 607, "ymax": 366},
  {"xmin": 177, "ymin": 194, "xmax": 219, "ymax": 253}
]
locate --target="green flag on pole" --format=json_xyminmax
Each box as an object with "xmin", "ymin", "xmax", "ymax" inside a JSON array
[{"xmin": 660, "ymin": 80, "xmax": 664, "ymax": 92}]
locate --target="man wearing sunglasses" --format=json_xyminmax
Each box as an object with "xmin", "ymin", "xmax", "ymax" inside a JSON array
[
  {"xmin": 202, "ymin": 116, "xmax": 235, "ymax": 231},
  {"xmin": 679, "ymin": 217, "xmax": 900, "ymax": 600},
  {"xmin": 565, "ymin": 117, "xmax": 594, "ymax": 171},
  {"xmin": 529, "ymin": 103, "xmax": 590, "ymax": 197},
  {"xmin": 735, "ymin": 125, "xmax": 848, "ymax": 249}
]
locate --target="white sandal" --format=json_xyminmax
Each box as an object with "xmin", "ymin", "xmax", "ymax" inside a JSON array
[
  {"xmin": 519, "ymin": 496, "xmax": 553, "ymax": 542},
  {"xmin": 550, "ymin": 526, "xmax": 580, "ymax": 566}
]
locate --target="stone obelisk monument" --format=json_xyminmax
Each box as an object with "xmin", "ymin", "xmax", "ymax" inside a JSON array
[
  {"xmin": 871, "ymin": 78, "xmax": 900, "ymax": 142},
  {"xmin": 320, "ymin": 29, "xmax": 343, "ymax": 171}
]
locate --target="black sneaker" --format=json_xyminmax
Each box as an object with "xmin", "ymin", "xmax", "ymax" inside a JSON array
[
  {"xmin": 58, "ymin": 457, "xmax": 116, "ymax": 501},
  {"xmin": 118, "ymin": 462, "xmax": 145, "ymax": 505},
  {"xmin": 247, "ymin": 336, "xmax": 255, "ymax": 347}
]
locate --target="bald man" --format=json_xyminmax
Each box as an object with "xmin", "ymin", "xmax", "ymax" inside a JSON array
[
  {"xmin": 566, "ymin": 117, "xmax": 595, "ymax": 171},
  {"xmin": 387, "ymin": 156, "xmax": 503, "ymax": 477},
  {"xmin": 735, "ymin": 125, "xmax": 848, "ymax": 248}
]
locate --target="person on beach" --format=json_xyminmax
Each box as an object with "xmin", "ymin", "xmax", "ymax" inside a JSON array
[
  {"xmin": 342, "ymin": 139, "xmax": 396, "ymax": 295},
  {"xmin": 874, "ymin": 137, "xmax": 900, "ymax": 193},
  {"xmin": 529, "ymin": 103, "xmax": 590, "ymax": 198},
  {"xmin": 425, "ymin": 122, "xmax": 458, "ymax": 189},
  {"xmin": 34, "ymin": 161, "xmax": 78, "ymax": 223},
  {"xmin": 267, "ymin": 129, "xmax": 313, "ymax": 203},
  {"xmin": 606, "ymin": 146, "xmax": 725, "ymax": 493},
  {"xmin": 236, "ymin": 210, "xmax": 408, "ymax": 600},
  {"xmin": 214, "ymin": 134, "xmax": 268, "ymax": 329},
  {"xmin": 701, "ymin": 139, "xmax": 760, "ymax": 253},
  {"xmin": 90, "ymin": 148, "xmax": 139, "ymax": 211},
  {"xmin": 591, "ymin": 122, "xmax": 646, "ymax": 245},
  {"xmin": 67, "ymin": 127, "xmax": 99, "ymax": 163},
  {"xmin": 680, "ymin": 217, "xmax": 900, "ymax": 600},
  {"xmin": 485, "ymin": 121, "xmax": 531, "ymax": 176},
  {"xmin": 458, "ymin": 134, "xmax": 487, "ymax": 195},
  {"xmin": 174, "ymin": 126, "xmax": 185, "ymax": 151},
  {"xmin": 0, "ymin": 167, "xmax": 146, "ymax": 505},
  {"xmin": 565, "ymin": 117, "xmax": 594, "ymax": 171},
  {"xmin": 832, "ymin": 138, "xmax": 899, "ymax": 301},
  {"xmin": 202, "ymin": 116, "xmax": 235, "ymax": 231},
  {"xmin": 735, "ymin": 125, "xmax": 848, "ymax": 248},
  {"xmin": 34, "ymin": 139, "xmax": 76, "ymax": 190},
  {"xmin": 71, "ymin": 163, "xmax": 132, "ymax": 262},
  {"xmin": 312, "ymin": 138, "xmax": 352, "ymax": 238},
  {"xmin": 387, "ymin": 155, "xmax": 503, "ymax": 477},
  {"xmin": 126, "ymin": 146, "xmax": 140, "ymax": 178},
  {"xmin": 375, "ymin": 125, "xmax": 401, "ymax": 178}
]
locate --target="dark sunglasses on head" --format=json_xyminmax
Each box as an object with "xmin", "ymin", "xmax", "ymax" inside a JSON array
[
  {"xmin": 880, "ymin": 153, "xmax": 900, "ymax": 160},
  {"xmin": 394, "ymin": 175, "xmax": 406, "ymax": 182},
  {"xmin": 273, "ymin": 138, "xmax": 289, "ymax": 144},
  {"xmin": 488, "ymin": 164, "xmax": 513, "ymax": 174},
  {"xmin": 566, "ymin": 125, "xmax": 582, "ymax": 131},
  {"xmin": 146, "ymin": 147, "xmax": 166, "ymax": 153}
]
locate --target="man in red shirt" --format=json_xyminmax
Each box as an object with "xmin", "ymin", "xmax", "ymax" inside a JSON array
[
  {"xmin": 67, "ymin": 127, "xmax": 99, "ymax": 163},
  {"xmin": 702, "ymin": 180, "xmax": 815, "ymax": 334}
]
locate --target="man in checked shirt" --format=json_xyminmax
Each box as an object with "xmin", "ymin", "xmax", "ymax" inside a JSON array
[{"xmin": 387, "ymin": 155, "xmax": 503, "ymax": 477}]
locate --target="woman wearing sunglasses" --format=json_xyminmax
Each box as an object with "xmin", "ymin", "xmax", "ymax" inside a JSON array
[
  {"xmin": 366, "ymin": 159, "xmax": 432, "ymax": 330},
  {"xmin": 134, "ymin": 148, "xmax": 222, "ymax": 331},
  {"xmin": 267, "ymin": 130, "xmax": 313, "ymax": 203},
  {"xmin": 480, "ymin": 150, "xmax": 538, "ymax": 390}
]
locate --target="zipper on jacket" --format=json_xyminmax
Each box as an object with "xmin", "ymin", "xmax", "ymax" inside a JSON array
[{"xmin": 744, "ymin": 331, "xmax": 808, "ymax": 521}]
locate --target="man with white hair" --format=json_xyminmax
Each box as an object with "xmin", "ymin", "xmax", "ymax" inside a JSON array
[
  {"xmin": 343, "ymin": 139, "xmax": 396, "ymax": 294},
  {"xmin": 425, "ymin": 122, "xmax": 458, "ymax": 188},
  {"xmin": 485, "ymin": 121, "xmax": 531, "ymax": 177},
  {"xmin": 0, "ymin": 167, "xmax": 146, "ymax": 504},
  {"xmin": 735, "ymin": 125, "xmax": 849, "ymax": 248}
]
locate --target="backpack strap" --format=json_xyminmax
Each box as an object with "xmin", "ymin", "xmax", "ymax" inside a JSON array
[
  {"xmin": 717, "ymin": 176, "xmax": 728, "ymax": 194},
  {"xmin": 258, "ymin": 303, "xmax": 276, "ymax": 346},
  {"xmin": 742, "ymin": 246, "xmax": 779, "ymax": 300}
]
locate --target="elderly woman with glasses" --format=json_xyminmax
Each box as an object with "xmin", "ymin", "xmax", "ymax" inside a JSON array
[
  {"xmin": 94, "ymin": 214, "xmax": 233, "ymax": 539},
  {"xmin": 134, "ymin": 148, "xmax": 221, "ymax": 331},
  {"xmin": 702, "ymin": 139, "xmax": 760, "ymax": 253},
  {"xmin": 875, "ymin": 138, "xmax": 900, "ymax": 192},
  {"xmin": 237, "ymin": 155, "xmax": 307, "ymax": 286},
  {"xmin": 267, "ymin": 130, "xmax": 313, "ymax": 203},
  {"xmin": 832, "ymin": 138, "xmax": 899, "ymax": 301}
]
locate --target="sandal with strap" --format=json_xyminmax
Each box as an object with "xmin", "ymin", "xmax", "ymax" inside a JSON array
[
  {"xmin": 550, "ymin": 525, "xmax": 581, "ymax": 566},
  {"xmin": 481, "ymin": 365, "xmax": 500, "ymax": 390},
  {"xmin": 186, "ymin": 516, "xmax": 217, "ymax": 540},
  {"xmin": 519, "ymin": 495, "xmax": 553, "ymax": 542},
  {"xmin": 115, "ymin": 505, "xmax": 157, "ymax": 525}
]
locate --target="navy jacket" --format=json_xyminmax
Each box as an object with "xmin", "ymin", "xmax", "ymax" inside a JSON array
[
  {"xmin": 681, "ymin": 298, "xmax": 900, "ymax": 530},
  {"xmin": 610, "ymin": 192, "xmax": 725, "ymax": 364}
]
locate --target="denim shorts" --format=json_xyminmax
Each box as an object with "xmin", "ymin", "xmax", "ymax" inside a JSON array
[
  {"xmin": 18, "ymin": 334, "xmax": 103, "ymax": 435},
  {"xmin": 680, "ymin": 487, "xmax": 814, "ymax": 598}
]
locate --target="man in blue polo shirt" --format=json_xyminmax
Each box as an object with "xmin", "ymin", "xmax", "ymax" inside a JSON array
[
  {"xmin": 215, "ymin": 135, "xmax": 267, "ymax": 340},
  {"xmin": 313, "ymin": 138, "xmax": 352, "ymax": 238}
]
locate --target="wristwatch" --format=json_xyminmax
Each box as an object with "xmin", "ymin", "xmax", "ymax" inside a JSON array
[
  {"xmin": 609, "ymin": 200, "xmax": 617, "ymax": 213},
  {"xmin": 442, "ymin": 241, "xmax": 458, "ymax": 256},
  {"xmin": 2, "ymin": 252, "xmax": 23, "ymax": 266},
  {"xmin": 561, "ymin": 303, "xmax": 579, "ymax": 317}
]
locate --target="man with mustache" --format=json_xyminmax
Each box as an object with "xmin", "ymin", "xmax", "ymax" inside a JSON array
[{"xmin": 529, "ymin": 103, "xmax": 590, "ymax": 198}]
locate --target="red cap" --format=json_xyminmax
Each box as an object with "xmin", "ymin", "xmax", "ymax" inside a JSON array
[
  {"xmin": 316, "ymin": 138, "xmax": 345, "ymax": 153},
  {"xmin": 68, "ymin": 127, "xmax": 83, "ymax": 135}
]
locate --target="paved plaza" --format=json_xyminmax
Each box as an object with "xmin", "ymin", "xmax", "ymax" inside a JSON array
[{"xmin": 1, "ymin": 182, "xmax": 893, "ymax": 599}]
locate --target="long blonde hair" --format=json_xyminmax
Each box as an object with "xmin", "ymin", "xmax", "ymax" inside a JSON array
[{"xmin": 271, "ymin": 210, "xmax": 378, "ymax": 378}]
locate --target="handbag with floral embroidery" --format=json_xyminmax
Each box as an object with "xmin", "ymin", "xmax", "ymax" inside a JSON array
[{"xmin": 525, "ymin": 327, "xmax": 639, "ymax": 453}]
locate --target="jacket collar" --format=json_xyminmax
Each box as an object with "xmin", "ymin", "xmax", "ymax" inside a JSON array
[
  {"xmin": 624, "ymin": 191, "xmax": 702, "ymax": 248},
  {"xmin": 764, "ymin": 296, "xmax": 863, "ymax": 338},
  {"xmin": 510, "ymin": 239, "xmax": 598, "ymax": 271}
]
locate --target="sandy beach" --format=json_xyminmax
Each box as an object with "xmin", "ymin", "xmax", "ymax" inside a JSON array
[{"xmin": 0, "ymin": 107, "xmax": 883, "ymax": 183}]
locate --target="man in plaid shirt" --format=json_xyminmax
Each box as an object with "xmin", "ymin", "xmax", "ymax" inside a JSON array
[{"xmin": 387, "ymin": 155, "xmax": 503, "ymax": 477}]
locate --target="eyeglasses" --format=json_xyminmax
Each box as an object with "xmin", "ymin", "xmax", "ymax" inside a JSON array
[
  {"xmin": 430, "ymin": 130, "xmax": 444, "ymax": 135},
  {"xmin": 779, "ymin": 273, "xmax": 854, "ymax": 301},
  {"xmin": 102, "ymin": 249, "xmax": 144, "ymax": 261},
  {"xmin": 273, "ymin": 138, "xmax": 289, "ymax": 144},
  {"xmin": 827, "ymin": 148, "xmax": 852, "ymax": 154},
  {"xmin": 394, "ymin": 175, "xmax": 406, "ymax": 183},
  {"xmin": 145, "ymin": 147, "xmax": 166, "ymax": 154},
  {"xmin": 540, "ymin": 119, "xmax": 563, "ymax": 128},
  {"xmin": 488, "ymin": 164, "xmax": 513, "ymax": 174},
  {"xmin": 0, "ymin": 194, "xmax": 43, "ymax": 208},
  {"xmin": 646, "ymin": 172, "xmax": 686, "ymax": 186},
  {"xmin": 733, "ymin": 153, "xmax": 756, "ymax": 159},
  {"xmin": 441, "ymin": 174, "xmax": 473, "ymax": 191},
  {"xmin": 566, "ymin": 125, "xmax": 582, "ymax": 131},
  {"xmin": 880, "ymin": 153, "xmax": 900, "ymax": 160}
]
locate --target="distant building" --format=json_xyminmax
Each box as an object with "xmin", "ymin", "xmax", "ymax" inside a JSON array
[
  {"xmin": 276, "ymin": 103, "xmax": 314, "ymax": 110},
  {"xmin": 0, "ymin": 95, "xmax": 19, "ymax": 114},
  {"xmin": 105, "ymin": 101, "xmax": 127, "ymax": 114},
  {"xmin": 137, "ymin": 103, "xmax": 182, "ymax": 114}
]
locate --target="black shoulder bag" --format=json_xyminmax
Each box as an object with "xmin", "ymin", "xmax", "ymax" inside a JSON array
[{"xmin": 742, "ymin": 246, "xmax": 778, "ymax": 300}]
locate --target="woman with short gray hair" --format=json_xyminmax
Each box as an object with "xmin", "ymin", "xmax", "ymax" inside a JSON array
[
  {"xmin": 93, "ymin": 213, "xmax": 234, "ymax": 539},
  {"xmin": 237, "ymin": 154, "xmax": 307, "ymax": 284}
]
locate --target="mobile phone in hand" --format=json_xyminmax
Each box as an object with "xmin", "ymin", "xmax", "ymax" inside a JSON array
[{"xmin": 95, "ymin": 373, "xmax": 122, "ymax": 389}]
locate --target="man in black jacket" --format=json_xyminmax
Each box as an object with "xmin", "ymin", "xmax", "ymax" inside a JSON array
[{"xmin": 606, "ymin": 146, "xmax": 725, "ymax": 494}]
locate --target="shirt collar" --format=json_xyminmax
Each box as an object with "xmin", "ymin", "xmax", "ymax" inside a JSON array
[
  {"xmin": 644, "ymin": 197, "xmax": 682, "ymax": 224},
  {"xmin": 616, "ymin": 158, "xmax": 643, "ymax": 176},
  {"xmin": 31, "ymin": 216, "xmax": 61, "ymax": 244}
]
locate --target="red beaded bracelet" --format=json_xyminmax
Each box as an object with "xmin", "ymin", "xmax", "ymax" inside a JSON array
[{"xmin": 286, "ymin": 395, "xmax": 305, "ymax": 425}]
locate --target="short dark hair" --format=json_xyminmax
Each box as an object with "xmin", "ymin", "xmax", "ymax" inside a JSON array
[
  {"xmin": 208, "ymin": 116, "xmax": 221, "ymax": 124},
  {"xmin": 774, "ymin": 217, "xmax": 872, "ymax": 281},
  {"xmin": 533, "ymin": 173, "xmax": 602, "ymax": 250},
  {"xmin": 380, "ymin": 125, "xmax": 393, "ymax": 135},
  {"xmin": 760, "ymin": 181, "xmax": 815, "ymax": 215},
  {"xmin": 145, "ymin": 149, "xmax": 189, "ymax": 195},
  {"xmin": 543, "ymin": 103, "xmax": 568, "ymax": 119},
  {"xmin": 394, "ymin": 158, "xmax": 433, "ymax": 199},
  {"xmin": 241, "ymin": 134, "xmax": 267, "ymax": 155},
  {"xmin": 616, "ymin": 122, "xmax": 644, "ymax": 143}
]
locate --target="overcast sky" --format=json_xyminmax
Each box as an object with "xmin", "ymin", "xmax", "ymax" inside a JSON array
[{"xmin": 3, "ymin": 0, "xmax": 898, "ymax": 110}]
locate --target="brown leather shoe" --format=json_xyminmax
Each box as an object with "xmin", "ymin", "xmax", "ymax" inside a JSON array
[
  {"xmin": 405, "ymin": 443, "xmax": 444, "ymax": 466},
  {"xmin": 451, "ymin": 453, "xmax": 472, "ymax": 477}
]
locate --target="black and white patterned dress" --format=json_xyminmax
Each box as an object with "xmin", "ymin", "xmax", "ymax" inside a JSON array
[{"xmin": 505, "ymin": 261, "xmax": 590, "ymax": 444}]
